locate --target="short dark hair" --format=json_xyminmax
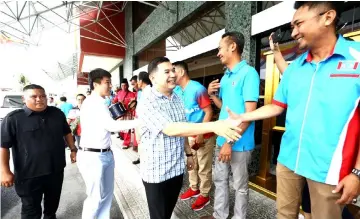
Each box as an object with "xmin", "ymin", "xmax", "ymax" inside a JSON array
[
  {"xmin": 173, "ymin": 61, "xmax": 189, "ymax": 75},
  {"xmin": 138, "ymin": 71, "xmax": 152, "ymax": 86},
  {"xmin": 222, "ymin": 31, "xmax": 245, "ymax": 56},
  {"xmin": 148, "ymin": 57, "xmax": 170, "ymax": 75},
  {"xmin": 89, "ymin": 68, "xmax": 111, "ymax": 90},
  {"xmin": 130, "ymin": 75, "xmax": 138, "ymax": 82},
  {"xmin": 294, "ymin": 1, "xmax": 342, "ymax": 26},
  {"xmin": 23, "ymin": 84, "xmax": 45, "ymax": 92},
  {"xmin": 121, "ymin": 78, "xmax": 129, "ymax": 85},
  {"xmin": 60, "ymin": 96, "xmax": 67, "ymax": 102},
  {"xmin": 76, "ymin": 94, "xmax": 86, "ymax": 99}
]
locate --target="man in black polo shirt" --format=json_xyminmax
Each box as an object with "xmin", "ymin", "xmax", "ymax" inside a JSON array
[{"xmin": 0, "ymin": 84, "xmax": 77, "ymax": 219}]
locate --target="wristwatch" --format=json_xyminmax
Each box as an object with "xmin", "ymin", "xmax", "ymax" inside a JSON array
[
  {"xmin": 186, "ymin": 153, "xmax": 192, "ymax": 157},
  {"xmin": 70, "ymin": 147, "xmax": 78, "ymax": 153},
  {"xmin": 351, "ymin": 168, "xmax": 360, "ymax": 179},
  {"xmin": 227, "ymin": 140, "xmax": 235, "ymax": 146}
]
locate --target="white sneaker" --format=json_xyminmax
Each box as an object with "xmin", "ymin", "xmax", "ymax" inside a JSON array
[{"xmin": 298, "ymin": 214, "xmax": 305, "ymax": 219}]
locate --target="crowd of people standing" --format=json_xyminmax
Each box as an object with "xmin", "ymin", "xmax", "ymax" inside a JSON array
[{"xmin": 1, "ymin": 1, "xmax": 360, "ymax": 219}]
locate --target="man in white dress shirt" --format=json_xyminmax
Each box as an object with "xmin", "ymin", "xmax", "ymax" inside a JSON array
[{"xmin": 78, "ymin": 68, "xmax": 138, "ymax": 219}]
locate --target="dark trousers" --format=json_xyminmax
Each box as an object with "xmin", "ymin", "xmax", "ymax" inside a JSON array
[
  {"xmin": 143, "ymin": 174, "xmax": 183, "ymax": 219},
  {"xmin": 15, "ymin": 172, "xmax": 64, "ymax": 219}
]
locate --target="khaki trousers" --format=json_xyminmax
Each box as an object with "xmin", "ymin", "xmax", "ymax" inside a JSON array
[
  {"xmin": 188, "ymin": 136, "xmax": 216, "ymax": 197},
  {"xmin": 276, "ymin": 163, "xmax": 344, "ymax": 219}
]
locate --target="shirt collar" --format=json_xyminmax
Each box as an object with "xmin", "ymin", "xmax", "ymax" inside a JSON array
[
  {"xmin": 23, "ymin": 106, "xmax": 47, "ymax": 117},
  {"xmin": 24, "ymin": 106, "xmax": 32, "ymax": 116},
  {"xmin": 225, "ymin": 60, "xmax": 247, "ymax": 75},
  {"xmin": 91, "ymin": 92, "xmax": 105, "ymax": 102},
  {"xmin": 301, "ymin": 34, "xmax": 347, "ymax": 65},
  {"xmin": 151, "ymin": 86, "xmax": 176, "ymax": 100}
]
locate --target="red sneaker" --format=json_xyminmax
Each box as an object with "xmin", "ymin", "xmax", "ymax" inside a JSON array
[
  {"xmin": 192, "ymin": 195, "xmax": 210, "ymax": 211},
  {"xmin": 180, "ymin": 188, "xmax": 200, "ymax": 200}
]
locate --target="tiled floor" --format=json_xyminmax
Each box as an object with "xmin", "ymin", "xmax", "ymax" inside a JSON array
[{"xmin": 111, "ymin": 136, "xmax": 277, "ymax": 219}]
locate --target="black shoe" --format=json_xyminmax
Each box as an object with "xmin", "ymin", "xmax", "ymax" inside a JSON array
[
  {"xmin": 132, "ymin": 159, "xmax": 140, "ymax": 164},
  {"xmin": 122, "ymin": 146, "xmax": 130, "ymax": 149}
]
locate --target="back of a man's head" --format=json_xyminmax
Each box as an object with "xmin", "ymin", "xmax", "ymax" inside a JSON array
[
  {"xmin": 148, "ymin": 57, "xmax": 170, "ymax": 76},
  {"xmin": 60, "ymin": 96, "xmax": 67, "ymax": 102},
  {"xmin": 138, "ymin": 71, "xmax": 152, "ymax": 86}
]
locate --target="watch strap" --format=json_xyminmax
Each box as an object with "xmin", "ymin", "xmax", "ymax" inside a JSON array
[
  {"xmin": 70, "ymin": 148, "xmax": 78, "ymax": 153},
  {"xmin": 186, "ymin": 153, "xmax": 192, "ymax": 157},
  {"xmin": 352, "ymin": 168, "xmax": 360, "ymax": 178}
]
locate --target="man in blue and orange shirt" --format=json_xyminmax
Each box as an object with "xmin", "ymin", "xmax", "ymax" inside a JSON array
[
  {"xmin": 173, "ymin": 61, "xmax": 216, "ymax": 211},
  {"xmin": 228, "ymin": 2, "xmax": 360, "ymax": 219}
]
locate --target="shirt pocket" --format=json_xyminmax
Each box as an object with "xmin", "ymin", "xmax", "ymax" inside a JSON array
[
  {"xmin": 22, "ymin": 122, "xmax": 41, "ymax": 135},
  {"xmin": 21, "ymin": 122, "xmax": 44, "ymax": 150}
]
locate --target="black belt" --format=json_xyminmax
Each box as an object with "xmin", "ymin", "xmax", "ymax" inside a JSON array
[{"xmin": 79, "ymin": 146, "xmax": 111, "ymax": 153}]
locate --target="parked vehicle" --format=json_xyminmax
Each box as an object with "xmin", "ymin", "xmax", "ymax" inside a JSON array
[{"xmin": 0, "ymin": 92, "xmax": 23, "ymax": 122}]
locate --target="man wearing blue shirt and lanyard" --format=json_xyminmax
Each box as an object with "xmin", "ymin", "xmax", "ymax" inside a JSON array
[
  {"xmin": 227, "ymin": 2, "xmax": 360, "ymax": 219},
  {"xmin": 202, "ymin": 32, "xmax": 260, "ymax": 219}
]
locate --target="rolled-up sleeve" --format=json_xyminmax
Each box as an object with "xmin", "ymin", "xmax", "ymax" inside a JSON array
[
  {"xmin": 137, "ymin": 96, "xmax": 172, "ymax": 136},
  {"xmin": 1, "ymin": 115, "xmax": 15, "ymax": 148}
]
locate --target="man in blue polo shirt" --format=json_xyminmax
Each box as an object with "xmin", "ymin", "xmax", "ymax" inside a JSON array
[
  {"xmin": 201, "ymin": 31, "xmax": 260, "ymax": 219},
  {"xmin": 173, "ymin": 61, "xmax": 216, "ymax": 211},
  {"xmin": 227, "ymin": 2, "xmax": 360, "ymax": 219}
]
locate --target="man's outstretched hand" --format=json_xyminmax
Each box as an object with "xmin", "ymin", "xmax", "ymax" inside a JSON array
[
  {"xmin": 226, "ymin": 107, "xmax": 243, "ymax": 126},
  {"xmin": 212, "ymin": 120, "xmax": 242, "ymax": 142}
]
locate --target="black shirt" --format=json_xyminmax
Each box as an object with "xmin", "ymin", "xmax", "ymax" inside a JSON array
[{"xmin": 1, "ymin": 106, "xmax": 71, "ymax": 180}]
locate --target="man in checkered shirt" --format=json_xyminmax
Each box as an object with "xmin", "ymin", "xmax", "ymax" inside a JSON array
[{"xmin": 136, "ymin": 57, "xmax": 242, "ymax": 219}]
